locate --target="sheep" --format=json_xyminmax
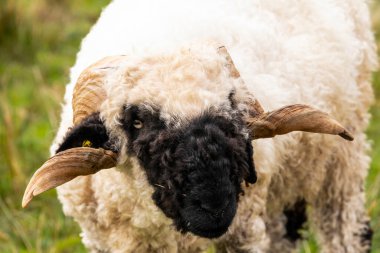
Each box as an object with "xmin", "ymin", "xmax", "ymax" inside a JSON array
[{"xmin": 22, "ymin": 0, "xmax": 378, "ymax": 252}]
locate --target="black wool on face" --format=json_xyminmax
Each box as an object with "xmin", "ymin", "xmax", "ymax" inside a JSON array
[
  {"xmin": 56, "ymin": 113, "xmax": 117, "ymax": 153},
  {"xmin": 121, "ymin": 105, "xmax": 257, "ymax": 239}
]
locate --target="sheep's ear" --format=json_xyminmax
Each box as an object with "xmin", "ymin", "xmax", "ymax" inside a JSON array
[
  {"xmin": 22, "ymin": 113, "xmax": 118, "ymax": 208},
  {"xmin": 56, "ymin": 113, "xmax": 113, "ymax": 153},
  {"xmin": 246, "ymin": 104, "xmax": 354, "ymax": 141}
]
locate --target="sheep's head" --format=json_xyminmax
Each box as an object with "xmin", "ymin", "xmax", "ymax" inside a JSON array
[{"xmin": 23, "ymin": 45, "xmax": 353, "ymax": 238}]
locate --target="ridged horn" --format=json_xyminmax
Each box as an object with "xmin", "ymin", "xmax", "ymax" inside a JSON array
[
  {"xmin": 22, "ymin": 148, "xmax": 117, "ymax": 208},
  {"xmin": 217, "ymin": 46, "xmax": 241, "ymax": 79},
  {"xmin": 73, "ymin": 55, "xmax": 128, "ymax": 125},
  {"xmin": 216, "ymin": 46, "xmax": 353, "ymax": 141},
  {"xmin": 247, "ymin": 104, "xmax": 354, "ymax": 141},
  {"xmin": 22, "ymin": 56, "xmax": 127, "ymax": 208},
  {"xmin": 217, "ymin": 45, "xmax": 265, "ymax": 116}
]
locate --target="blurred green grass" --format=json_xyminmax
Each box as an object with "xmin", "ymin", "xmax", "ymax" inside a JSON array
[{"xmin": 0, "ymin": 0, "xmax": 378, "ymax": 252}]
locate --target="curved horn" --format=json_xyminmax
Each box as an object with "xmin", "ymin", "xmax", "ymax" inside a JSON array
[
  {"xmin": 247, "ymin": 104, "xmax": 354, "ymax": 141},
  {"xmin": 217, "ymin": 45, "xmax": 265, "ymax": 116},
  {"xmin": 22, "ymin": 147, "xmax": 117, "ymax": 208},
  {"xmin": 73, "ymin": 55, "xmax": 128, "ymax": 124},
  {"xmin": 216, "ymin": 46, "xmax": 353, "ymax": 141},
  {"xmin": 217, "ymin": 46, "xmax": 241, "ymax": 79},
  {"xmin": 23, "ymin": 56, "xmax": 127, "ymax": 208}
]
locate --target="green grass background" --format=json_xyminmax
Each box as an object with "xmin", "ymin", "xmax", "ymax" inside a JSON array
[{"xmin": 0, "ymin": 0, "xmax": 379, "ymax": 252}]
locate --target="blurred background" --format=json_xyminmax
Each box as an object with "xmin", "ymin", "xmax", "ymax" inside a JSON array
[{"xmin": 0, "ymin": 0, "xmax": 379, "ymax": 252}]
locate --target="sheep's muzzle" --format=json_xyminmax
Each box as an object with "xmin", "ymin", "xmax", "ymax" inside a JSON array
[{"xmin": 124, "ymin": 111, "xmax": 256, "ymax": 238}]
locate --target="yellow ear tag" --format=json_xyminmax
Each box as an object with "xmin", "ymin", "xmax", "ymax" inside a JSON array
[{"xmin": 82, "ymin": 140, "xmax": 92, "ymax": 147}]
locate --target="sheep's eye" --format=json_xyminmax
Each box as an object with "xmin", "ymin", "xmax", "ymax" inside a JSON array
[{"xmin": 133, "ymin": 120, "xmax": 143, "ymax": 129}]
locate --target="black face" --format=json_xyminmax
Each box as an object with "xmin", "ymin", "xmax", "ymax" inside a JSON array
[{"xmin": 121, "ymin": 105, "xmax": 257, "ymax": 238}]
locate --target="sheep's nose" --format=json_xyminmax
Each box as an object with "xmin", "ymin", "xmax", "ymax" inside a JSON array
[
  {"xmin": 200, "ymin": 198, "xmax": 230, "ymax": 215},
  {"xmin": 195, "ymin": 189, "xmax": 233, "ymax": 218}
]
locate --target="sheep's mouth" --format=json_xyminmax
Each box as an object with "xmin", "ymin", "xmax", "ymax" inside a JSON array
[
  {"xmin": 178, "ymin": 191, "xmax": 237, "ymax": 238},
  {"xmin": 182, "ymin": 210, "xmax": 236, "ymax": 238},
  {"xmin": 188, "ymin": 222, "xmax": 231, "ymax": 238}
]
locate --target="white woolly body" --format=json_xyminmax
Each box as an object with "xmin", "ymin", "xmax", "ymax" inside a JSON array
[{"xmin": 52, "ymin": 0, "xmax": 377, "ymax": 252}]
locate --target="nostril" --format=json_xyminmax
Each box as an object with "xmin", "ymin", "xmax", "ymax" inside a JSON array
[{"xmin": 200, "ymin": 198, "xmax": 230, "ymax": 215}]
